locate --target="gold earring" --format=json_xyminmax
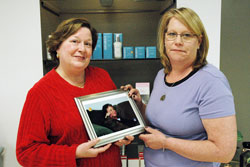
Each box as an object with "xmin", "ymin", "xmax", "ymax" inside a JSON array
[{"xmin": 56, "ymin": 54, "xmax": 59, "ymax": 58}]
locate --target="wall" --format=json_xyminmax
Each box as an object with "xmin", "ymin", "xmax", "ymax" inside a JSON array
[
  {"xmin": 0, "ymin": 0, "xmax": 43, "ymax": 167},
  {"xmin": 177, "ymin": 0, "xmax": 221, "ymax": 68},
  {"xmin": 221, "ymin": 0, "xmax": 250, "ymax": 142}
]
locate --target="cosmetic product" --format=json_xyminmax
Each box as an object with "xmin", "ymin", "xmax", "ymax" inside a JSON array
[
  {"xmin": 123, "ymin": 47, "xmax": 134, "ymax": 59},
  {"xmin": 103, "ymin": 33, "xmax": 113, "ymax": 59},
  {"xmin": 113, "ymin": 34, "xmax": 122, "ymax": 59},
  {"xmin": 46, "ymin": 35, "xmax": 52, "ymax": 60},
  {"xmin": 92, "ymin": 33, "xmax": 102, "ymax": 60},
  {"xmin": 146, "ymin": 46, "xmax": 157, "ymax": 58},
  {"xmin": 135, "ymin": 47, "xmax": 145, "ymax": 59}
]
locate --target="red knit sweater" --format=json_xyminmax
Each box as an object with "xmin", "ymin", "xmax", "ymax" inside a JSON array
[{"xmin": 16, "ymin": 66, "xmax": 121, "ymax": 167}]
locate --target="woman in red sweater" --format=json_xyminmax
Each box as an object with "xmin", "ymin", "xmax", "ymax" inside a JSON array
[{"xmin": 16, "ymin": 18, "xmax": 133, "ymax": 167}]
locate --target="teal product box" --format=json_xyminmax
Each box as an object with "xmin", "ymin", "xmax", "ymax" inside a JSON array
[
  {"xmin": 113, "ymin": 33, "xmax": 123, "ymax": 44},
  {"xmin": 135, "ymin": 47, "xmax": 145, "ymax": 59},
  {"xmin": 92, "ymin": 33, "xmax": 102, "ymax": 60},
  {"xmin": 146, "ymin": 46, "xmax": 157, "ymax": 58},
  {"xmin": 103, "ymin": 33, "xmax": 113, "ymax": 59},
  {"xmin": 123, "ymin": 47, "xmax": 134, "ymax": 59}
]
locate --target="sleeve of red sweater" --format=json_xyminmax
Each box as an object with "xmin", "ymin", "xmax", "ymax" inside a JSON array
[{"xmin": 16, "ymin": 88, "xmax": 78, "ymax": 166}]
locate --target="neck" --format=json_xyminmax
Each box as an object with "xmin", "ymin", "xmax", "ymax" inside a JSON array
[
  {"xmin": 167, "ymin": 65, "xmax": 193, "ymax": 83},
  {"xmin": 56, "ymin": 67, "xmax": 85, "ymax": 88}
]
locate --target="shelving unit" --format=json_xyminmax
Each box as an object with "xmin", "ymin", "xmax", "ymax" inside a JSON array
[{"xmin": 40, "ymin": 1, "xmax": 175, "ymax": 86}]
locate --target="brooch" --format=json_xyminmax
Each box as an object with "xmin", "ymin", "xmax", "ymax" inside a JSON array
[{"xmin": 160, "ymin": 95, "xmax": 166, "ymax": 101}]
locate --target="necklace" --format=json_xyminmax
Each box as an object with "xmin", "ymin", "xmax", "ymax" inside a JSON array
[
  {"xmin": 75, "ymin": 80, "xmax": 85, "ymax": 88},
  {"xmin": 56, "ymin": 68, "xmax": 85, "ymax": 88},
  {"xmin": 160, "ymin": 82, "xmax": 175, "ymax": 101},
  {"xmin": 160, "ymin": 68, "xmax": 198, "ymax": 101}
]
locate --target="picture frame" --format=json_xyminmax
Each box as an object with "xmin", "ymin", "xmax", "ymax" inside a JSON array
[{"xmin": 74, "ymin": 89, "xmax": 146, "ymax": 147}]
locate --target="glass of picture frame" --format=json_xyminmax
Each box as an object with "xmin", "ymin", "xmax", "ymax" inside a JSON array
[{"xmin": 74, "ymin": 89, "xmax": 146, "ymax": 147}]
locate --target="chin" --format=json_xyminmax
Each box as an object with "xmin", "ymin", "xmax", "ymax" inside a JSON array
[{"xmin": 73, "ymin": 63, "xmax": 89, "ymax": 71}]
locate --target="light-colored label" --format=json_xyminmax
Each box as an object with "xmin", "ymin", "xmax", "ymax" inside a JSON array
[{"xmin": 136, "ymin": 82, "xmax": 150, "ymax": 95}]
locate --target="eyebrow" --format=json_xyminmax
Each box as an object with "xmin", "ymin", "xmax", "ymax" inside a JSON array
[
  {"xmin": 166, "ymin": 30, "xmax": 192, "ymax": 33},
  {"xmin": 71, "ymin": 35, "xmax": 92, "ymax": 41}
]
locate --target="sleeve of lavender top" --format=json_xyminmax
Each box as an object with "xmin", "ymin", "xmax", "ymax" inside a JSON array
[{"xmin": 198, "ymin": 77, "xmax": 235, "ymax": 119}]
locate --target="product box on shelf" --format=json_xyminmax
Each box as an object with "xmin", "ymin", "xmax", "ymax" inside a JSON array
[
  {"xmin": 136, "ymin": 82, "xmax": 150, "ymax": 104},
  {"xmin": 128, "ymin": 158, "xmax": 140, "ymax": 167},
  {"xmin": 146, "ymin": 46, "xmax": 157, "ymax": 58},
  {"xmin": 139, "ymin": 152, "xmax": 145, "ymax": 167},
  {"xmin": 103, "ymin": 33, "xmax": 113, "ymax": 59},
  {"xmin": 123, "ymin": 47, "xmax": 134, "ymax": 59},
  {"xmin": 120, "ymin": 144, "xmax": 127, "ymax": 167},
  {"xmin": 121, "ymin": 155, "xmax": 127, "ymax": 167},
  {"xmin": 135, "ymin": 46, "xmax": 145, "ymax": 59},
  {"xmin": 92, "ymin": 33, "xmax": 102, "ymax": 60},
  {"xmin": 127, "ymin": 155, "xmax": 144, "ymax": 167}
]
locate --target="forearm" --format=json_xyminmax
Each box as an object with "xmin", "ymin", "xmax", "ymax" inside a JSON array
[
  {"xmin": 164, "ymin": 137, "xmax": 235, "ymax": 163},
  {"xmin": 17, "ymin": 142, "xmax": 77, "ymax": 166}
]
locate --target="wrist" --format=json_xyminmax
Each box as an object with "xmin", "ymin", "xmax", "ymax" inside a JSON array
[
  {"xmin": 75, "ymin": 146, "xmax": 80, "ymax": 159},
  {"xmin": 138, "ymin": 101, "xmax": 144, "ymax": 111},
  {"xmin": 75, "ymin": 145, "xmax": 83, "ymax": 159},
  {"xmin": 162, "ymin": 136, "xmax": 168, "ymax": 152}
]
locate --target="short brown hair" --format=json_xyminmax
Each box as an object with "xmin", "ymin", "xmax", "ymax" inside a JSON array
[
  {"xmin": 46, "ymin": 18, "xmax": 97, "ymax": 64},
  {"xmin": 158, "ymin": 7, "xmax": 209, "ymax": 74}
]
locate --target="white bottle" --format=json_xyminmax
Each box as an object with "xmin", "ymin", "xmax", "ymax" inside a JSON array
[
  {"xmin": 113, "ymin": 34, "xmax": 122, "ymax": 59},
  {"xmin": 46, "ymin": 35, "xmax": 52, "ymax": 60}
]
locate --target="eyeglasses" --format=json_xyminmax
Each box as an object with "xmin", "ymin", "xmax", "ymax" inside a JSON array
[{"xmin": 165, "ymin": 32, "xmax": 198, "ymax": 43}]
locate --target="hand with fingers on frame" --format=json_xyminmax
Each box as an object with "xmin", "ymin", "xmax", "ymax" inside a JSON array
[
  {"xmin": 120, "ymin": 84, "xmax": 144, "ymax": 111},
  {"xmin": 114, "ymin": 136, "xmax": 135, "ymax": 147},
  {"xmin": 121, "ymin": 84, "xmax": 148, "ymax": 125},
  {"xmin": 76, "ymin": 136, "xmax": 134, "ymax": 159},
  {"xmin": 139, "ymin": 127, "xmax": 168, "ymax": 151},
  {"xmin": 76, "ymin": 138, "xmax": 111, "ymax": 159}
]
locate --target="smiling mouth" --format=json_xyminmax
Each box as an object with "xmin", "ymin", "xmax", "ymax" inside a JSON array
[{"xmin": 74, "ymin": 56, "xmax": 86, "ymax": 60}]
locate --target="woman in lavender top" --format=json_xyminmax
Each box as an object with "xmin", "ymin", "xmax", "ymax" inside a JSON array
[{"xmin": 122, "ymin": 7, "xmax": 237, "ymax": 167}]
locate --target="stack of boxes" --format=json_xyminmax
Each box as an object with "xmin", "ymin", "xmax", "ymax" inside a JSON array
[{"xmin": 92, "ymin": 32, "xmax": 157, "ymax": 60}]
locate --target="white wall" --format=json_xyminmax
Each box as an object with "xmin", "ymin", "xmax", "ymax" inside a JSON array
[
  {"xmin": 177, "ymin": 0, "xmax": 221, "ymax": 68},
  {"xmin": 0, "ymin": 0, "xmax": 43, "ymax": 166}
]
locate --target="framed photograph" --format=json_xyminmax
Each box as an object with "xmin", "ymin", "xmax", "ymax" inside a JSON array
[{"xmin": 74, "ymin": 89, "xmax": 146, "ymax": 147}]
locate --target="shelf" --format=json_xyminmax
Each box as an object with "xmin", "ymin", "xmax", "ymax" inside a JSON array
[{"xmin": 91, "ymin": 58, "xmax": 160, "ymax": 61}]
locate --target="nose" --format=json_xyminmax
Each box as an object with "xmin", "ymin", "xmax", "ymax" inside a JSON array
[
  {"xmin": 174, "ymin": 34, "xmax": 184, "ymax": 44},
  {"xmin": 78, "ymin": 42, "xmax": 86, "ymax": 51}
]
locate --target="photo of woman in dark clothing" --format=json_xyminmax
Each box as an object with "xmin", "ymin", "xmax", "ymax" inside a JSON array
[{"xmin": 102, "ymin": 101, "xmax": 140, "ymax": 132}]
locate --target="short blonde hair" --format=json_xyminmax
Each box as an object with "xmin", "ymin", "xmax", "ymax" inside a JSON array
[{"xmin": 158, "ymin": 7, "xmax": 209, "ymax": 74}]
